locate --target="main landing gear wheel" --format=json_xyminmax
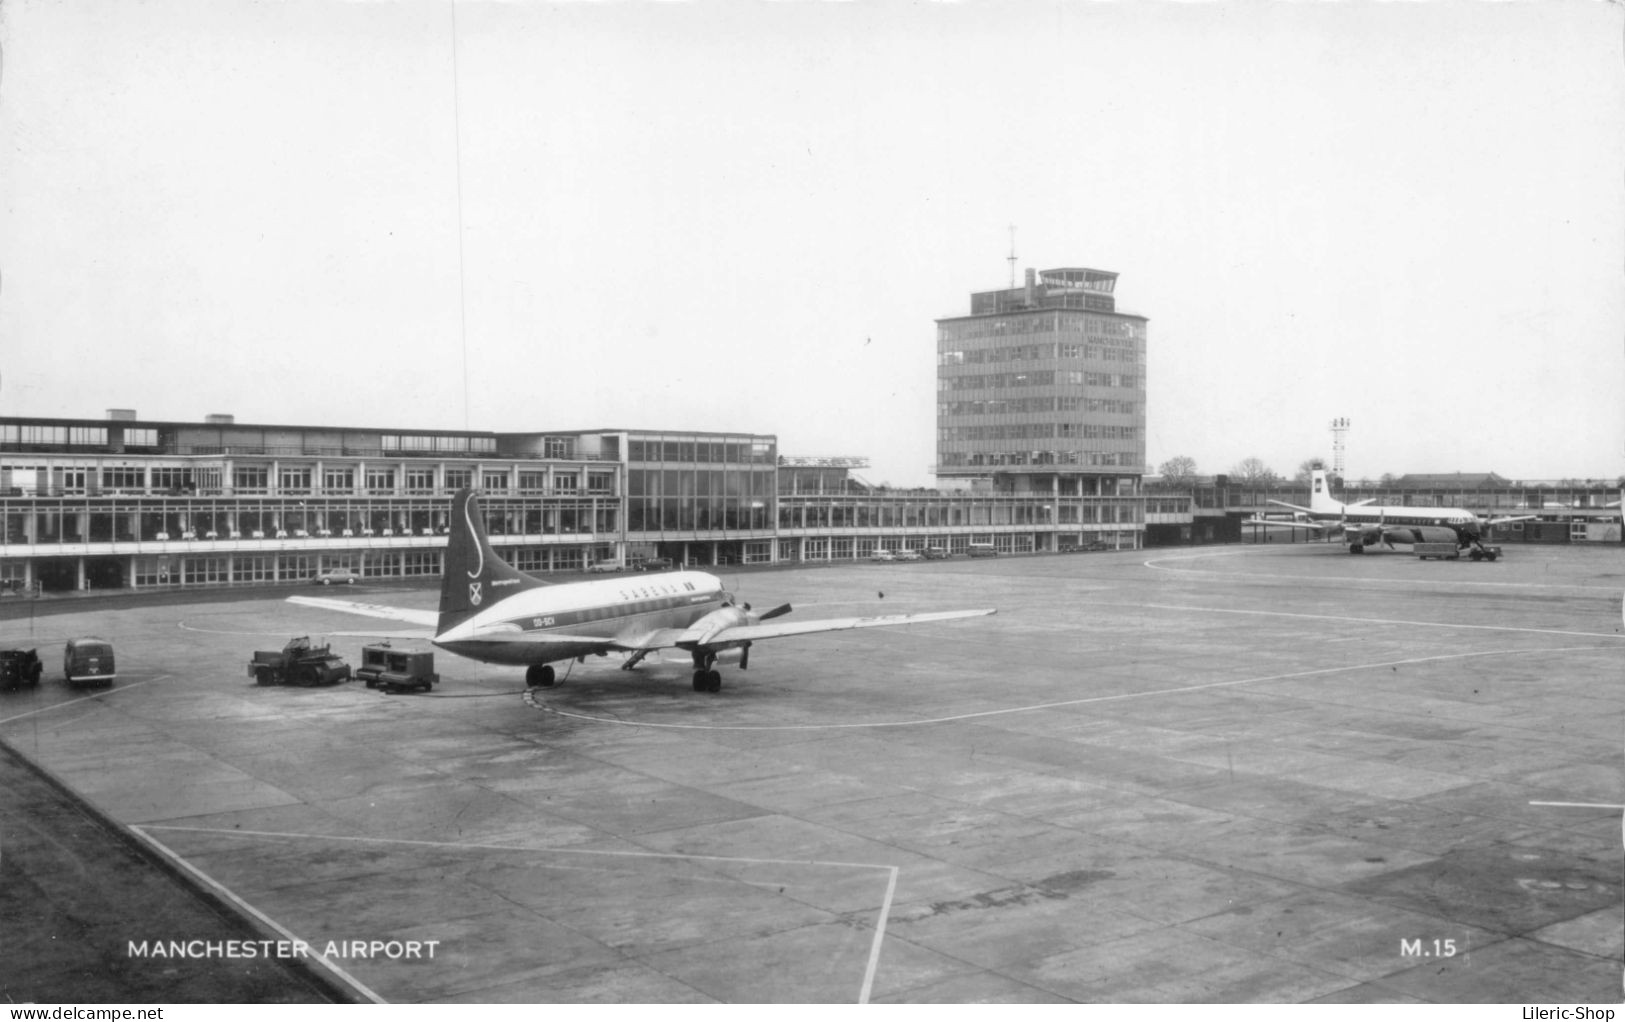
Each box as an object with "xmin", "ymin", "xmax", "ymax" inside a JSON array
[
  {"xmin": 526, "ymin": 664, "xmax": 556, "ymax": 688},
  {"xmin": 692, "ymin": 669, "xmax": 722, "ymax": 693}
]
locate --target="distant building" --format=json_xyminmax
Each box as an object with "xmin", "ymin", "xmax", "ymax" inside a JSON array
[
  {"xmin": 935, "ymin": 266, "xmax": 1148, "ymax": 499},
  {"xmin": 1391, "ymin": 472, "xmax": 1511, "ymax": 490}
]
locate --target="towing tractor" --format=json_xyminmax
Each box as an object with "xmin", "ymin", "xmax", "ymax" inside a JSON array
[
  {"xmin": 249, "ymin": 636, "xmax": 352, "ymax": 686},
  {"xmin": 354, "ymin": 644, "xmax": 439, "ymax": 693},
  {"xmin": 0, "ymin": 648, "xmax": 43, "ymax": 689}
]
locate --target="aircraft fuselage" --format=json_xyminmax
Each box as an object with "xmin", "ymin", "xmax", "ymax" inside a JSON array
[{"xmin": 433, "ymin": 570, "xmax": 729, "ymax": 666}]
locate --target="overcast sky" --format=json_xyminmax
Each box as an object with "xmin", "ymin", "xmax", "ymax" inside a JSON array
[{"xmin": 2, "ymin": 0, "xmax": 1621, "ymax": 487}]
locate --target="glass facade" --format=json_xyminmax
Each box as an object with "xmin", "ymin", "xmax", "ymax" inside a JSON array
[{"xmin": 624, "ymin": 434, "xmax": 776, "ymax": 534}]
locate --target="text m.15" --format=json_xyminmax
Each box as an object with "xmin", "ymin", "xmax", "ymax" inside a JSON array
[{"xmin": 1400, "ymin": 938, "xmax": 1457, "ymax": 957}]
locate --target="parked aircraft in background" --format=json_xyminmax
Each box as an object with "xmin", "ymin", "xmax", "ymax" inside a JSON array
[
  {"xmin": 292, "ymin": 489, "xmax": 996, "ymax": 692},
  {"xmin": 1248, "ymin": 470, "xmax": 1534, "ymax": 559}
]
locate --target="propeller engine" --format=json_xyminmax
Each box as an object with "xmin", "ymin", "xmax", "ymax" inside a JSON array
[
  {"xmin": 680, "ymin": 599, "xmax": 793, "ymax": 669},
  {"xmin": 737, "ymin": 601, "xmax": 790, "ymax": 669}
]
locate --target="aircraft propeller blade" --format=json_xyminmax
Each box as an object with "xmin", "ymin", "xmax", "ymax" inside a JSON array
[{"xmin": 758, "ymin": 603, "xmax": 793, "ymax": 621}]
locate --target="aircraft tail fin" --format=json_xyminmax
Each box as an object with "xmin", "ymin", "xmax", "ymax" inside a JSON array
[
  {"xmin": 438, "ymin": 489, "xmax": 548, "ymax": 634},
  {"xmin": 1308, "ymin": 470, "xmax": 1343, "ymax": 515}
]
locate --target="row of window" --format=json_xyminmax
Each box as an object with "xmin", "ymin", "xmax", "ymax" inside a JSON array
[
  {"xmin": 625, "ymin": 468, "xmax": 776, "ymax": 499},
  {"xmin": 625, "ymin": 501, "xmax": 774, "ymax": 533},
  {"xmin": 939, "ymin": 398, "xmax": 1141, "ymax": 416},
  {"xmin": 5, "ymin": 502, "xmax": 617, "ymax": 545},
  {"xmin": 781, "ymin": 502, "xmax": 1113, "ymax": 528},
  {"xmin": 626, "ymin": 439, "xmax": 776, "ymax": 465},
  {"xmin": 939, "ymin": 425, "xmax": 1142, "ymax": 441},
  {"xmin": 939, "ymin": 315, "xmax": 1146, "ymax": 342},
  {"xmin": 125, "ymin": 546, "xmax": 596, "ymax": 588},
  {"xmin": 937, "ymin": 343, "xmax": 1144, "ymax": 366},
  {"xmin": 5, "ymin": 464, "xmax": 615, "ymax": 497},
  {"xmin": 1, "ymin": 425, "xmax": 158, "ymax": 447},
  {"xmin": 941, "ymin": 372, "xmax": 1144, "ymax": 392},
  {"xmin": 380, "ymin": 434, "xmax": 499, "ymax": 454},
  {"xmin": 939, "ymin": 451, "xmax": 1137, "ymax": 468}
]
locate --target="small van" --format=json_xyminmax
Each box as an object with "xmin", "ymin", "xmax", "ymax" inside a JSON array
[
  {"xmin": 64, "ymin": 638, "xmax": 116, "ymax": 688},
  {"xmin": 966, "ymin": 543, "xmax": 998, "ymax": 558}
]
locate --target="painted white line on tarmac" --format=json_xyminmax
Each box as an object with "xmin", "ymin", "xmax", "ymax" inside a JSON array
[
  {"xmin": 0, "ymin": 680, "xmax": 150, "ymax": 726},
  {"xmin": 860, "ymin": 866, "xmax": 899, "ymax": 1006},
  {"xmin": 1143, "ymin": 548, "xmax": 1618, "ymax": 592},
  {"xmin": 1125, "ymin": 601, "xmax": 1625, "ymax": 640},
  {"xmin": 130, "ymin": 824, "xmax": 388, "ymax": 1005},
  {"xmin": 528, "ymin": 646, "xmax": 1617, "ymax": 732},
  {"xmin": 141, "ymin": 823, "xmax": 897, "ymax": 1004}
]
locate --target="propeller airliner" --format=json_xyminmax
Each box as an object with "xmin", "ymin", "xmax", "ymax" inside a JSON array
[
  {"xmin": 1247, "ymin": 470, "xmax": 1534, "ymax": 560},
  {"xmin": 291, "ymin": 489, "xmax": 996, "ymax": 692}
]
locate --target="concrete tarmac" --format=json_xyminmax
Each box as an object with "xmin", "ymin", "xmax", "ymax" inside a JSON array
[{"xmin": 1, "ymin": 544, "xmax": 1620, "ymax": 1003}]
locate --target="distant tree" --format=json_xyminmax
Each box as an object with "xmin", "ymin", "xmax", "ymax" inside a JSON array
[
  {"xmin": 1293, "ymin": 458, "xmax": 1326, "ymax": 484},
  {"xmin": 1378, "ymin": 473, "xmax": 1398, "ymax": 488},
  {"xmin": 1230, "ymin": 458, "xmax": 1279, "ymax": 485},
  {"xmin": 1158, "ymin": 456, "xmax": 1198, "ymax": 485}
]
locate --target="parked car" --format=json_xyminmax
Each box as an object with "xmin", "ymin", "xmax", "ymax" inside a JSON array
[
  {"xmin": 966, "ymin": 543, "xmax": 999, "ymax": 558},
  {"xmin": 312, "ymin": 568, "xmax": 360, "ymax": 585},
  {"xmin": 893, "ymin": 549, "xmax": 923, "ymax": 562},
  {"xmin": 869, "ymin": 549, "xmax": 896, "ymax": 563},
  {"xmin": 585, "ymin": 559, "xmax": 625, "ymax": 573},
  {"xmin": 922, "ymin": 547, "xmax": 951, "ymax": 560},
  {"xmin": 63, "ymin": 638, "xmax": 115, "ymax": 688},
  {"xmin": 0, "ymin": 648, "xmax": 43, "ymax": 689},
  {"xmin": 638, "ymin": 557, "xmax": 674, "ymax": 572}
]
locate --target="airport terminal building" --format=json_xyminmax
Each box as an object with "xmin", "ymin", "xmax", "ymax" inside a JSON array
[
  {"xmin": 3, "ymin": 408, "xmax": 1618, "ymax": 592},
  {"xmin": 0, "ymin": 412, "xmax": 1148, "ymax": 592}
]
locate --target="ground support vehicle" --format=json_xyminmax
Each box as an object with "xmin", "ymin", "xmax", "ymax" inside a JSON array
[
  {"xmin": 1414, "ymin": 542, "xmax": 1460, "ymax": 561},
  {"xmin": 63, "ymin": 638, "xmax": 116, "ymax": 688},
  {"xmin": 0, "ymin": 649, "xmax": 43, "ymax": 689},
  {"xmin": 354, "ymin": 645, "xmax": 439, "ymax": 693},
  {"xmin": 249, "ymin": 637, "xmax": 352, "ymax": 686}
]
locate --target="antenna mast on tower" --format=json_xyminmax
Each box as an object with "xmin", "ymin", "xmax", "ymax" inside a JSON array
[
  {"xmin": 1007, "ymin": 225, "xmax": 1017, "ymax": 288},
  {"xmin": 1330, "ymin": 417, "xmax": 1350, "ymax": 477}
]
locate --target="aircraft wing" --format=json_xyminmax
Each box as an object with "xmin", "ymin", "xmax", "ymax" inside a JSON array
[
  {"xmin": 1484, "ymin": 514, "xmax": 1538, "ymax": 526},
  {"xmin": 287, "ymin": 595, "xmax": 439, "ymax": 628},
  {"xmin": 693, "ymin": 607, "xmax": 996, "ymax": 645}
]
